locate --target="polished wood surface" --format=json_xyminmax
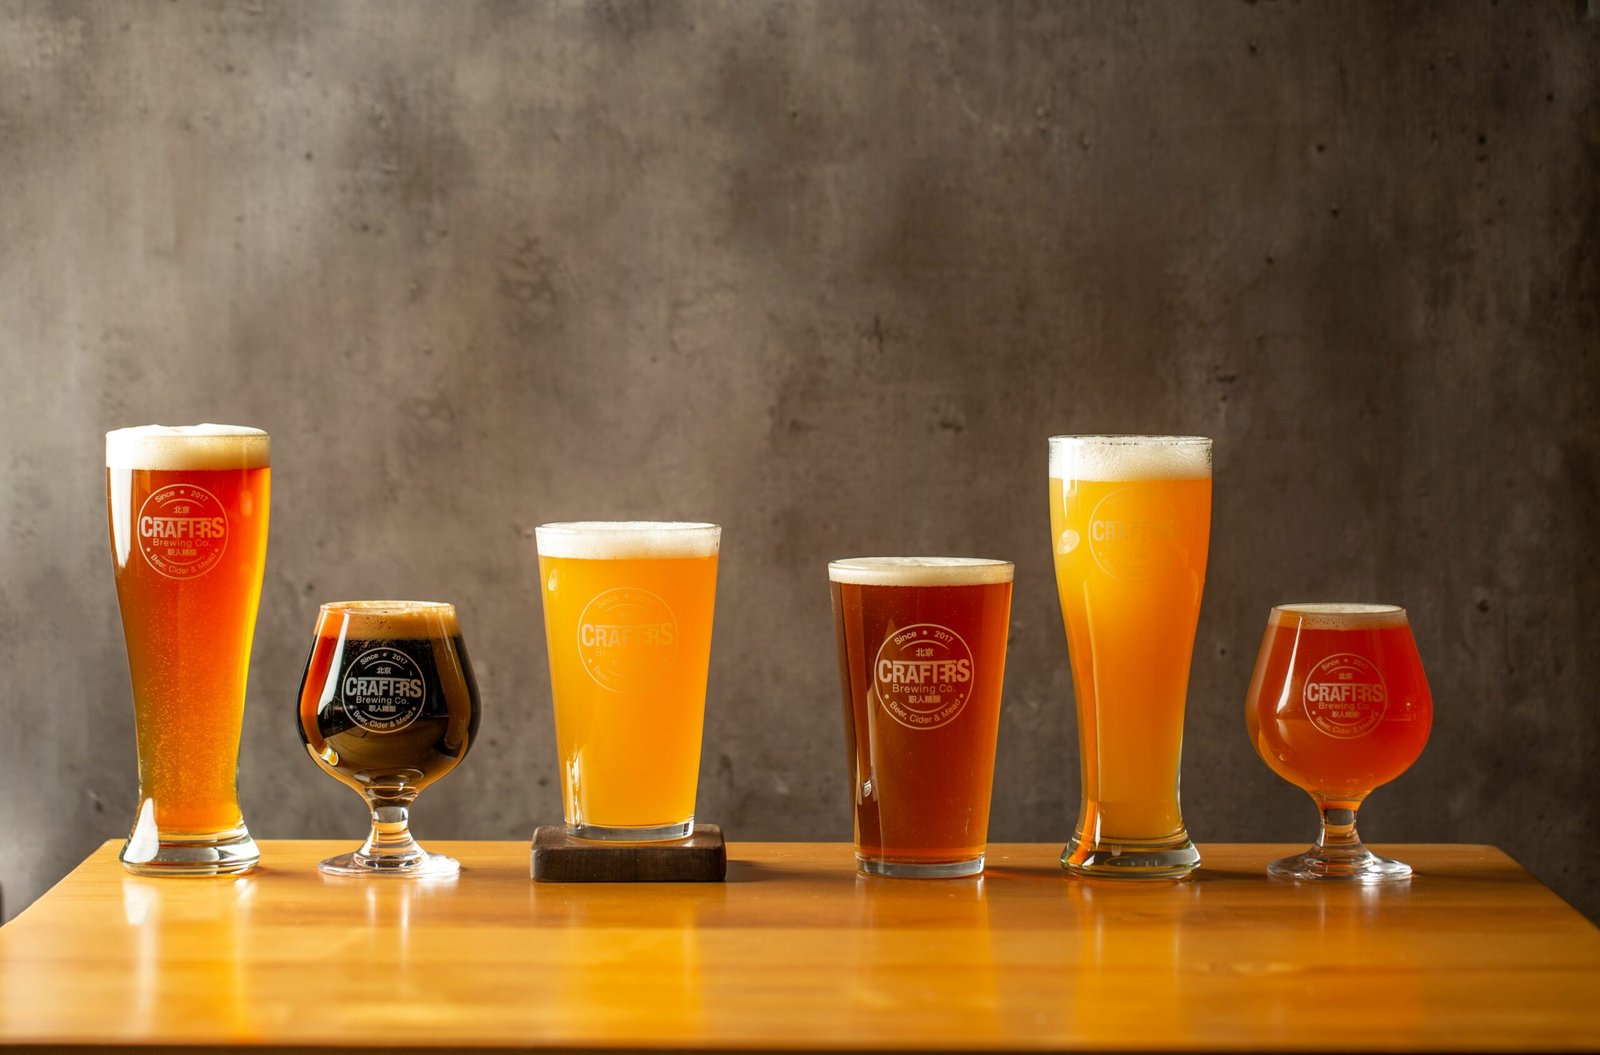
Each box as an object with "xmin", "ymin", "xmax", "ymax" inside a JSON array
[{"xmin": 0, "ymin": 841, "xmax": 1596, "ymax": 1052}]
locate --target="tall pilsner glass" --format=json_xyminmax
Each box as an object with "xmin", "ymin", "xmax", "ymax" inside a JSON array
[
  {"xmin": 106, "ymin": 424, "xmax": 270, "ymax": 875},
  {"xmin": 1049, "ymin": 435, "xmax": 1211, "ymax": 878}
]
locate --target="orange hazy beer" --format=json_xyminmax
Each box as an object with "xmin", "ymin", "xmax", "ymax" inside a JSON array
[
  {"xmin": 830, "ymin": 558, "xmax": 1014, "ymax": 878},
  {"xmin": 106, "ymin": 424, "xmax": 269, "ymax": 875},
  {"xmin": 535, "ymin": 522, "xmax": 720, "ymax": 840},
  {"xmin": 1049, "ymin": 435, "xmax": 1211, "ymax": 877}
]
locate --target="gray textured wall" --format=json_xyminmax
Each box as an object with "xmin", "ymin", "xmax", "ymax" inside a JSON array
[{"xmin": 1, "ymin": 2, "xmax": 1595, "ymax": 922}]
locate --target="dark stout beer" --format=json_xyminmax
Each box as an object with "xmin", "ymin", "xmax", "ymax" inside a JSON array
[{"xmin": 298, "ymin": 602, "xmax": 480, "ymax": 796}]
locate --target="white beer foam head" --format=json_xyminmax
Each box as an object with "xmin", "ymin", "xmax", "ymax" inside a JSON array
[
  {"xmin": 106, "ymin": 424, "xmax": 270, "ymax": 470},
  {"xmin": 828, "ymin": 557, "xmax": 1015, "ymax": 586},
  {"xmin": 534, "ymin": 521, "xmax": 721, "ymax": 560},
  {"xmin": 1048, "ymin": 435, "xmax": 1211, "ymax": 482},
  {"xmin": 320, "ymin": 600, "xmax": 460, "ymax": 639},
  {"xmin": 1271, "ymin": 603, "xmax": 1408, "ymax": 631}
]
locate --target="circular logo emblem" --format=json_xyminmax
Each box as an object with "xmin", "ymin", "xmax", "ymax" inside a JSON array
[
  {"xmin": 1303, "ymin": 653, "xmax": 1389, "ymax": 738},
  {"xmin": 136, "ymin": 484, "xmax": 229, "ymax": 579},
  {"xmin": 872, "ymin": 622, "xmax": 976, "ymax": 731},
  {"xmin": 340, "ymin": 647, "xmax": 428, "ymax": 733},
  {"xmin": 1087, "ymin": 488, "xmax": 1181, "ymax": 581},
  {"xmin": 576, "ymin": 588, "xmax": 678, "ymax": 693}
]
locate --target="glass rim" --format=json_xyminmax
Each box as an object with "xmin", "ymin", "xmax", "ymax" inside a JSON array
[
  {"xmin": 318, "ymin": 600, "xmax": 456, "ymax": 615},
  {"xmin": 1269, "ymin": 602, "xmax": 1409, "ymax": 629},
  {"xmin": 1048, "ymin": 434, "xmax": 1212, "ymax": 480},
  {"xmin": 534, "ymin": 520, "xmax": 720, "ymax": 534},
  {"xmin": 1047, "ymin": 434, "xmax": 1212, "ymax": 447},
  {"xmin": 534, "ymin": 521, "xmax": 720, "ymax": 559},
  {"xmin": 1273, "ymin": 602, "xmax": 1404, "ymax": 615},
  {"xmin": 828, "ymin": 556, "xmax": 1014, "ymax": 586},
  {"xmin": 105, "ymin": 423, "xmax": 271, "ymax": 470}
]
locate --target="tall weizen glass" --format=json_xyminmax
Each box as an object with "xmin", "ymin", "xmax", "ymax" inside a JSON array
[
  {"xmin": 535, "ymin": 522, "xmax": 720, "ymax": 841},
  {"xmin": 106, "ymin": 424, "xmax": 270, "ymax": 875},
  {"xmin": 1049, "ymin": 435, "xmax": 1211, "ymax": 878}
]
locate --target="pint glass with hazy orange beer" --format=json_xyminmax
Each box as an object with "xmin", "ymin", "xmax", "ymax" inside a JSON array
[
  {"xmin": 830, "ymin": 557, "xmax": 1014, "ymax": 877},
  {"xmin": 535, "ymin": 522, "xmax": 720, "ymax": 841},
  {"xmin": 1049, "ymin": 435, "xmax": 1211, "ymax": 878},
  {"xmin": 106, "ymin": 425, "xmax": 270, "ymax": 875}
]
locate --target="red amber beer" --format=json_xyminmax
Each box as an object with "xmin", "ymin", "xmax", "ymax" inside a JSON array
[
  {"xmin": 1049, "ymin": 435, "xmax": 1211, "ymax": 878},
  {"xmin": 106, "ymin": 424, "xmax": 269, "ymax": 875},
  {"xmin": 830, "ymin": 557, "xmax": 1014, "ymax": 878},
  {"xmin": 1246, "ymin": 603, "xmax": 1432, "ymax": 881}
]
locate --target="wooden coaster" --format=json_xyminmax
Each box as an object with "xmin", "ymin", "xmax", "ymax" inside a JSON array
[{"xmin": 531, "ymin": 823, "xmax": 727, "ymax": 883}]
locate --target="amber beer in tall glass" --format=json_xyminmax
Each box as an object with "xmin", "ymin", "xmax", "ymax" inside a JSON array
[
  {"xmin": 1049, "ymin": 435, "xmax": 1211, "ymax": 878},
  {"xmin": 535, "ymin": 522, "xmax": 720, "ymax": 840},
  {"xmin": 830, "ymin": 557, "xmax": 1014, "ymax": 878},
  {"xmin": 106, "ymin": 424, "xmax": 270, "ymax": 875}
]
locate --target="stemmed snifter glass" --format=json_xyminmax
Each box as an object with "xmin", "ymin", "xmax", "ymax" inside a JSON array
[
  {"xmin": 1245, "ymin": 603, "xmax": 1432, "ymax": 881},
  {"xmin": 297, "ymin": 601, "xmax": 481, "ymax": 878}
]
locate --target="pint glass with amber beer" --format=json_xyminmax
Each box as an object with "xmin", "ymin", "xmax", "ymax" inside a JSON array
[
  {"xmin": 1246, "ymin": 604, "xmax": 1432, "ymax": 881},
  {"xmin": 830, "ymin": 557, "xmax": 1014, "ymax": 878},
  {"xmin": 535, "ymin": 522, "xmax": 720, "ymax": 841},
  {"xmin": 1049, "ymin": 435, "xmax": 1211, "ymax": 878},
  {"xmin": 106, "ymin": 424, "xmax": 270, "ymax": 875}
]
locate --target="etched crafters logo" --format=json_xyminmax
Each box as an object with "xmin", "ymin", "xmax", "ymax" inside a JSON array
[
  {"xmin": 1087, "ymin": 488, "xmax": 1180, "ymax": 581},
  {"xmin": 873, "ymin": 623, "xmax": 975, "ymax": 731},
  {"xmin": 1303, "ymin": 653, "xmax": 1389, "ymax": 738},
  {"xmin": 137, "ymin": 484, "xmax": 228, "ymax": 579},
  {"xmin": 577, "ymin": 588, "xmax": 677, "ymax": 693},
  {"xmin": 341, "ymin": 647, "xmax": 428, "ymax": 733}
]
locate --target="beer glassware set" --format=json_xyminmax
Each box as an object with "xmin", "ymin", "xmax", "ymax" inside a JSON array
[{"xmin": 106, "ymin": 425, "xmax": 1430, "ymax": 884}]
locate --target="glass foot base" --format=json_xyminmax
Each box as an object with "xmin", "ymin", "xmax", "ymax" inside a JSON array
[
  {"xmin": 857, "ymin": 855, "xmax": 984, "ymax": 879},
  {"xmin": 1062, "ymin": 834, "xmax": 1200, "ymax": 879},
  {"xmin": 319, "ymin": 848, "xmax": 460, "ymax": 879},
  {"xmin": 1269, "ymin": 847, "xmax": 1412, "ymax": 882},
  {"xmin": 119, "ymin": 828, "xmax": 259, "ymax": 877},
  {"xmin": 566, "ymin": 819, "xmax": 694, "ymax": 843}
]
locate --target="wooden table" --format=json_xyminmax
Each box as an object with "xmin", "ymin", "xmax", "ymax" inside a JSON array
[{"xmin": 0, "ymin": 842, "xmax": 1596, "ymax": 1053}]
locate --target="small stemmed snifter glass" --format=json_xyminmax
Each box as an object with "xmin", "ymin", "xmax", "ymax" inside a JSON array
[
  {"xmin": 297, "ymin": 601, "xmax": 481, "ymax": 878},
  {"xmin": 1245, "ymin": 603, "xmax": 1432, "ymax": 881}
]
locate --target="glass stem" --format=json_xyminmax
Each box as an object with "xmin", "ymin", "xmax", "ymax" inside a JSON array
[
  {"xmin": 1315, "ymin": 802, "xmax": 1370, "ymax": 860},
  {"xmin": 359, "ymin": 792, "xmax": 423, "ymax": 864}
]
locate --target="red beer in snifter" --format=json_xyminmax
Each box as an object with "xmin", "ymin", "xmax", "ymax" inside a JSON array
[{"xmin": 1247, "ymin": 604, "xmax": 1431, "ymax": 808}]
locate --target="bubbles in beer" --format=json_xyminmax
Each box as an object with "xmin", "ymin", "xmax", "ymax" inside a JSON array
[
  {"xmin": 1271, "ymin": 603, "xmax": 1408, "ymax": 631},
  {"xmin": 1048, "ymin": 435, "xmax": 1211, "ymax": 482},
  {"xmin": 534, "ymin": 521, "xmax": 720, "ymax": 560},
  {"xmin": 827, "ymin": 557, "xmax": 1014, "ymax": 587},
  {"xmin": 317, "ymin": 600, "xmax": 462, "ymax": 640},
  {"xmin": 106, "ymin": 424, "xmax": 270, "ymax": 470}
]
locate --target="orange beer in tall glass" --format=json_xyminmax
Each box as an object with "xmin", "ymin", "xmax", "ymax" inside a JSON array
[
  {"xmin": 1049, "ymin": 435, "xmax": 1211, "ymax": 877},
  {"xmin": 106, "ymin": 424, "xmax": 270, "ymax": 875},
  {"xmin": 535, "ymin": 522, "xmax": 720, "ymax": 840}
]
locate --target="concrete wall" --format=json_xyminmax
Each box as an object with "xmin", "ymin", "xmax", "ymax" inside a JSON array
[{"xmin": 1, "ymin": 2, "xmax": 1595, "ymax": 919}]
